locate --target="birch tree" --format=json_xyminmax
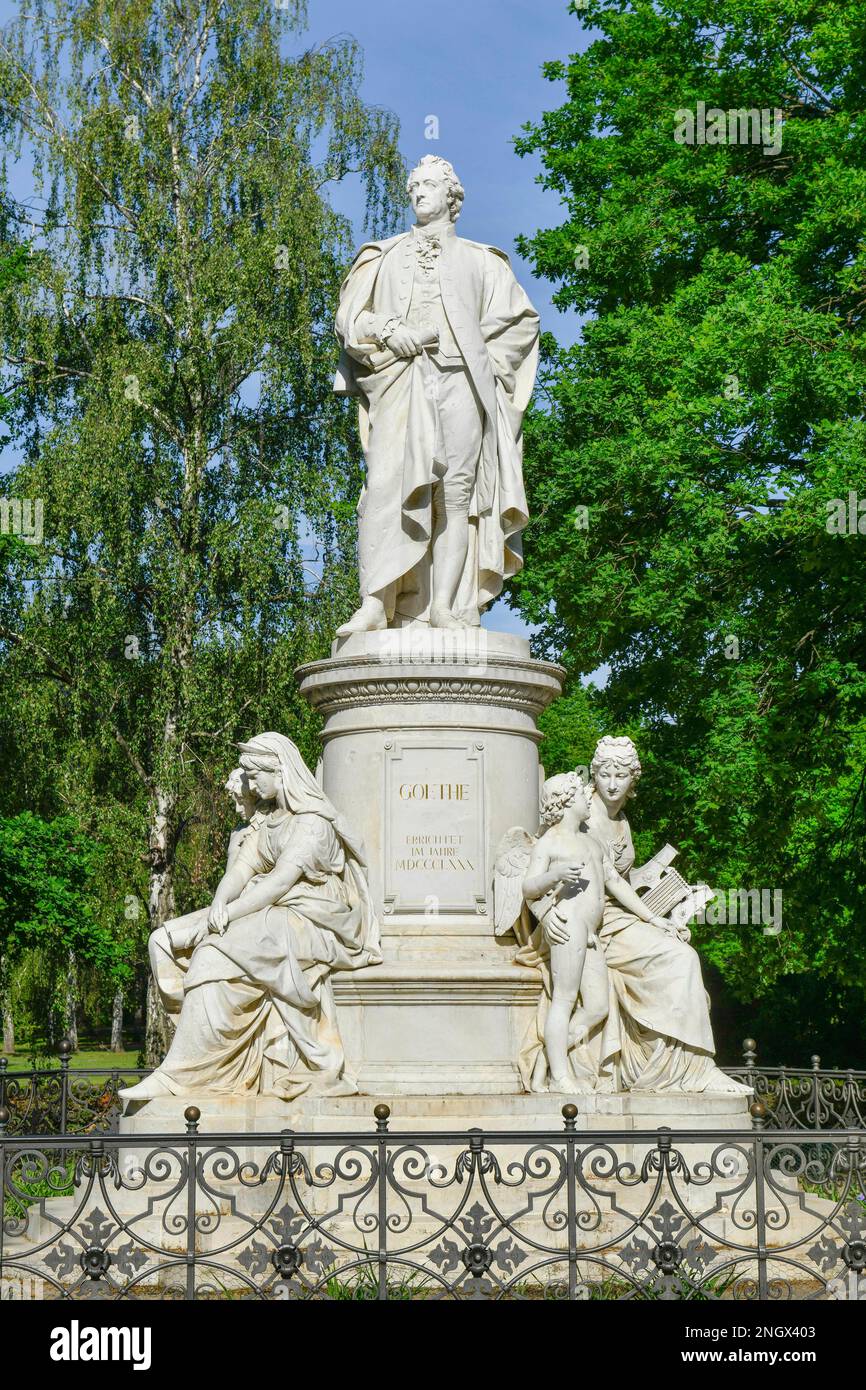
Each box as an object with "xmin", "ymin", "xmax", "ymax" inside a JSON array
[{"xmin": 0, "ymin": 0, "xmax": 403, "ymax": 1062}]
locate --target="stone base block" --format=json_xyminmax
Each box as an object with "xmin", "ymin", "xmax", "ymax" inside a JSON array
[
  {"xmin": 332, "ymin": 960, "xmax": 541, "ymax": 1095},
  {"xmin": 119, "ymin": 1087, "xmax": 750, "ymax": 1138}
]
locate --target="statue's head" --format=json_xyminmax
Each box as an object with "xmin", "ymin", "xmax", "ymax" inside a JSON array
[
  {"xmin": 238, "ymin": 740, "xmax": 285, "ymax": 807},
  {"xmin": 237, "ymin": 732, "xmax": 332, "ymax": 819},
  {"xmin": 540, "ymin": 770, "xmax": 590, "ymax": 828},
  {"xmin": 224, "ymin": 766, "xmax": 258, "ymax": 822},
  {"xmin": 590, "ymin": 736, "xmax": 641, "ymax": 807},
  {"xmin": 407, "ymin": 156, "xmax": 464, "ymax": 224},
  {"xmin": 236, "ymin": 731, "xmax": 364, "ymax": 861}
]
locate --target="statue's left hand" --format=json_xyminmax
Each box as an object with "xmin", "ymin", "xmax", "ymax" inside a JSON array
[
  {"xmin": 207, "ymin": 899, "xmax": 229, "ymax": 934},
  {"xmin": 649, "ymin": 913, "xmax": 677, "ymax": 937}
]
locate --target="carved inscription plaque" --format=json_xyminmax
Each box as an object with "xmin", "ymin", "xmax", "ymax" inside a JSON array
[{"xmin": 383, "ymin": 740, "xmax": 486, "ymax": 914}]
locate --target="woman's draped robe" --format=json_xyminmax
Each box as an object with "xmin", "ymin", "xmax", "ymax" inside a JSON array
[{"xmin": 146, "ymin": 811, "xmax": 381, "ymax": 1099}]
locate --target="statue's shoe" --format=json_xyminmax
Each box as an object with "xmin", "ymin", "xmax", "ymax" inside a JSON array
[
  {"xmin": 118, "ymin": 1071, "xmax": 175, "ymax": 1102},
  {"xmin": 336, "ymin": 598, "xmax": 387, "ymax": 635},
  {"xmin": 701, "ymin": 1067, "xmax": 753, "ymax": 1096},
  {"xmin": 548, "ymin": 1075, "xmax": 594, "ymax": 1096},
  {"xmin": 429, "ymin": 603, "xmax": 468, "ymax": 631}
]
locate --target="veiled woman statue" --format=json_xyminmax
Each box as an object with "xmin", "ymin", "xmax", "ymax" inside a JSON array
[
  {"xmin": 121, "ymin": 733, "xmax": 381, "ymax": 1102},
  {"xmin": 582, "ymin": 736, "xmax": 748, "ymax": 1094}
]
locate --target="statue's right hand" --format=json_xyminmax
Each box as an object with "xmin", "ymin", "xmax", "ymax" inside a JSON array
[
  {"xmin": 543, "ymin": 907, "xmax": 571, "ymax": 947},
  {"xmin": 649, "ymin": 913, "xmax": 677, "ymax": 937},
  {"xmin": 385, "ymin": 323, "xmax": 423, "ymax": 358},
  {"xmin": 553, "ymin": 859, "xmax": 585, "ymax": 886},
  {"xmin": 207, "ymin": 899, "xmax": 229, "ymax": 934}
]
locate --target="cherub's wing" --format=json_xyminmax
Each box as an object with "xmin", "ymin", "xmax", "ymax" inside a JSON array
[{"xmin": 492, "ymin": 826, "xmax": 536, "ymax": 937}]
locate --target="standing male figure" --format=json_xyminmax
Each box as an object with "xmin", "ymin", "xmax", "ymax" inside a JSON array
[{"xmin": 334, "ymin": 156, "xmax": 540, "ymax": 632}]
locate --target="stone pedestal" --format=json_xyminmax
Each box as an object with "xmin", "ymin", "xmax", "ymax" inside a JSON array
[{"xmin": 296, "ymin": 628, "xmax": 564, "ymax": 1095}]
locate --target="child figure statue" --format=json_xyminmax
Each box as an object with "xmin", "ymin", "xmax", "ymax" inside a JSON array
[{"xmin": 522, "ymin": 772, "xmax": 671, "ymax": 1094}]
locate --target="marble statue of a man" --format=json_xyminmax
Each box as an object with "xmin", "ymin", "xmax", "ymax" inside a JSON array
[{"xmin": 334, "ymin": 156, "xmax": 540, "ymax": 632}]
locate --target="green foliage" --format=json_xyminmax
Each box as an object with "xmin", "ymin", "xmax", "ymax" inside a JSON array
[
  {"xmin": 0, "ymin": 5, "xmax": 402, "ymax": 910},
  {"xmin": 512, "ymin": 0, "xmax": 866, "ymax": 1049},
  {"xmin": 0, "ymin": 812, "xmax": 127, "ymax": 1041},
  {"xmin": 0, "ymin": 233, "xmax": 29, "ymax": 430},
  {"xmin": 537, "ymin": 687, "xmax": 604, "ymax": 780},
  {"xmin": 0, "ymin": 813, "xmax": 103, "ymax": 960}
]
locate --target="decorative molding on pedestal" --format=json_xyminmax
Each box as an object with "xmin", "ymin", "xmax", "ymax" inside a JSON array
[
  {"xmin": 296, "ymin": 630, "xmax": 564, "ymax": 735},
  {"xmin": 332, "ymin": 963, "xmax": 542, "ymax": 1008}
]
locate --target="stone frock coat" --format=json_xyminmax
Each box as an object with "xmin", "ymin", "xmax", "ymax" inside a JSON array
[{"xmin": 334, "ymin": 225, "xmax": 540, "ymax": 624}]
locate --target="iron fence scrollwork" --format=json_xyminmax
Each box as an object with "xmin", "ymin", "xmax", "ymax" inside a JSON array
[{"xmin": 2, "ymin": 1102, "xmax": 865, "ymax": 1301}]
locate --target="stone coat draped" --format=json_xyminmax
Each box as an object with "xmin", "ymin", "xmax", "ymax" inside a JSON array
[{"xmin": 334, "ymin": 228, "xmax": 539, "ymax": 620}]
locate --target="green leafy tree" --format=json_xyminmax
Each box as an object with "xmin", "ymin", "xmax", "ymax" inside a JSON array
[
  {"xmin": 0, "ymin": 0, "xmax": 404, "ymax": 1060},
  {"xmin": 0, "ymin": 812, "xmax": 124, "ymax": 1052},
  {"xmin": 514, "ymin": 0, "xmax": 866, "ymax": 1061},
  {"xmin": 0, "ymin": 237, "xmax": 28, "ymax": 433}
]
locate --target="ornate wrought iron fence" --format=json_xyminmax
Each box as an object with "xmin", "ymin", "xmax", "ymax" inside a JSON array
[
  {"xmin": 1, "ymin": 1104, "xmax": 864, "ymax": 1301},
  {"xmin": 0, "ymin": 1045, "xmax": 148, "ymax": 1137},
  {"xmin": 726, "ymin": 1040, "xmax": 866, "ymax": 1131},
  {"xmin": 2, "ymin": 1039, "xmax": 864, "ymax": 1137}
]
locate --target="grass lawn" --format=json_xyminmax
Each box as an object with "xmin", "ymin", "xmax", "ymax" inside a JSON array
[{"xmin": 1, "ymin": 1049, "xmax": 143, "ymax": 1072}]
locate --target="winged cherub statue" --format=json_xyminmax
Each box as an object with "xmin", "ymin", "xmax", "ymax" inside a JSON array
[{"xmin": 494, "ymin": 772, "xmax": 672, "ymax": 1093}]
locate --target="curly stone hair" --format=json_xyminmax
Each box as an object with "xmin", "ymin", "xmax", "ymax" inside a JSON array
[
  {"xmin": 590, "ymin": 735, "xmax": 642, "ymax": 800},
  {"xmin": 540, "ymin": 771, "xmax": 591, "ymax": 828},
  {"xmin": 407, "ymin": 155, "xmax": 465, "ymax": 221}
]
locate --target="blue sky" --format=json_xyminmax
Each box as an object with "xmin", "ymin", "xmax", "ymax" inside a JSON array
[
  {"xmin": 0, "ymin": 0, "xmax": 589, "ymax": 332},
  {"xmin": 0, "ymin": 0, "xmax": 592, "ymax": 636},
  {"xmin": 308, "ymin": 0, "xmax": 587, "ymax": 342}
]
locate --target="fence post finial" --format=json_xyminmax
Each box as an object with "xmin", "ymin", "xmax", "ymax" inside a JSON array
[{"xmin": 58, "ymin": 1037, "xmax": 73, "ymax": 1133}]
